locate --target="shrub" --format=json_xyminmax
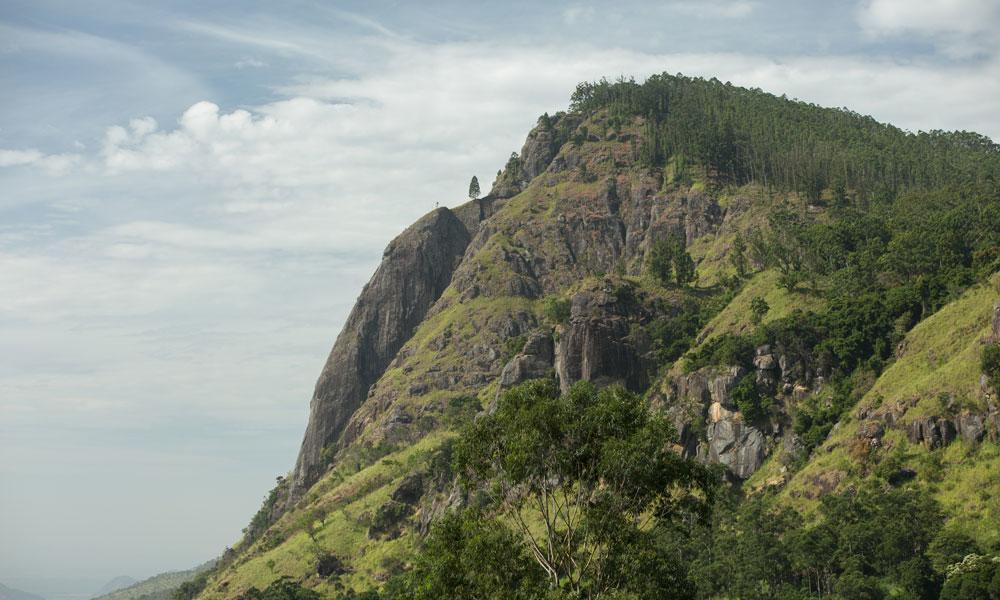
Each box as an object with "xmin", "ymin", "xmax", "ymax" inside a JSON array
[
  {"xmin": 982, "ymin": 343, "xmax": 1000, "ymax": 391},
  {"xmin": 542, "ymin": 295, "xmax": 571, "ymax": 323}
]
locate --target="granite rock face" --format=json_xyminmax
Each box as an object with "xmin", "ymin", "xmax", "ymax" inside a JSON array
[
  {"xmin": 492, "ymin": 332, "xmax": 556, "ymax": 410},
  {"xmin": 286, "ymin": 207, "xmax": 472, "ymax": 503},
  {"xmin": 490, "ymin": 114, "xmax": 574, "ymax": 198},
  {"xmin": 554, "ymin": 285, "xmax": 651, "ymax": 394},
  {"xmin": 705, "ymin": 418, "xmax": 766, "ymax": 480}
]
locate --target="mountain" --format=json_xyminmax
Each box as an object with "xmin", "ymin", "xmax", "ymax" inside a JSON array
[
  {"xmin": 91, "ymin": 578, "xmax": 136, "ymax": 599},
  {"xmin": 194, "ymin": 74, "xmax": 1000, "ymax": 598},
  {"xmin": 93, "ymin": 561, "xmax": 214, "ymax": 600},
  {"xmin": 0, "ymin": 584, "xmax": 46, "ymax": 600}
]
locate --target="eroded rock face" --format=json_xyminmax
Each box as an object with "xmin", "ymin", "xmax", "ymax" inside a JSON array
[
  {"xmin": 490, "ymin": 115, "xmax": 573, "ymax": 198},
  {"xmin": 554, "ymin": 284, "xmax": 650, "ymax": 393},
  {"xmin": 858, "ymin": 402, "xmax": 997, "ymax": 449},
  {"xmin": 286, "ymin": 207, "xmax": 472, "ymax": 503},
  {"xmin": 492, "ymin": 332, "xmax": 555, "ymax": 410},
  {"xmin": 705, "ymin": 418, "xmax": 766, "ymax": 480}
]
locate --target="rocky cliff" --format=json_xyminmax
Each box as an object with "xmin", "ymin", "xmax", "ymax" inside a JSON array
[
  {"xmin": 201, "ymin": 89, "xmax": 1000, "ymax": 597},
  {"xmin": 286, "ymin": 207, "xmax": 472, "ymax": 503}
]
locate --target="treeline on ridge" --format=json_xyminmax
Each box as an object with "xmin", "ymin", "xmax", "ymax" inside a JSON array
[{"xmin": 569, "ymin": 73, "xmax": 999, "ymax": 200}]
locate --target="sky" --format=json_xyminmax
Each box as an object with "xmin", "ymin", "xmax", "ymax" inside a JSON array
[{"xmin": 1, "ymin": 0, "xmax": 998, "ymax": 594}]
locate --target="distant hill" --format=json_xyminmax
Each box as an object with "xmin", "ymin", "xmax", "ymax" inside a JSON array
[
  {"xmin": 0, "ymin": 583, "xmax": 46, "ymax": 600},
  {"xmin": 92, "ymin": 561, "xmax": 213, "ymax": 600},
  {"xmin": 90, "ymin": 578, "xmax": 135, "ymax": 599}
]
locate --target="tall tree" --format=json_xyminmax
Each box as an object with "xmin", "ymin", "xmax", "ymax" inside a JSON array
[
  {"xmin": 468, "ymin": 175, "xmax": 481, "ymax": 200},
  {"xmin": 453, "ymin": 379, "xmax": 717, "ymax": 597}
]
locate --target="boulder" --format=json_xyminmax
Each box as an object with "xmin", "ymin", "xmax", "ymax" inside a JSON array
[
  {"xmin": 906, "ymin": 417, "xmax": 957, "ymax": 448},
  {"xmin": 955, "ymin": 413, "xmax": 986, "ymax": 444},
  {"xmin": 705, "ymin": 417, "xmax": 766, "ymax": 479}
]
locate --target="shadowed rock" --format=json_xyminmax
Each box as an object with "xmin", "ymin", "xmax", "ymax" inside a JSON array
[{"xmin": 285, "ymin": 207, "xmax": 472, "ymax": 504}]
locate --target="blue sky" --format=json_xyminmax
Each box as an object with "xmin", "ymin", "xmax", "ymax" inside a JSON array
[{"xmin": 1, "ymin": 0, "xmax": 998, "ymax": 592}]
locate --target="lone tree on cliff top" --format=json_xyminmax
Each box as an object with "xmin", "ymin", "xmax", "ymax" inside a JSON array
[{"xmin": 468, "ymin": 175, "xmax": 481, "ymax": 200}]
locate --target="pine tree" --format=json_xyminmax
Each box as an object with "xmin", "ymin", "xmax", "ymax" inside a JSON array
[{"xmin": 468, "ymin": 175, "xmax": 481, "ymax": 200}]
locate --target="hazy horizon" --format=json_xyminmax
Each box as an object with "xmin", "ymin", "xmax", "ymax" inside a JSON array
[{"xmin": 2, "ymin": 0, "xmax": 998, "ymax": 591}]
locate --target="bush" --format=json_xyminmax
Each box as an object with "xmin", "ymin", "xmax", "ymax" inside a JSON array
[
  {"xmin": 982, "ymin": 343, "xmax": 1000, "ymax": 391},
  {"xmin": 542, "ymin": 295, "xmax": 571, "ymax": 323},
  {"xmin": 732, "ymin": 373, "xmax": 770, "ymax": 424},
  {"xmin": 940, "ymin": 554, "xmax": 1000, "ymax": 600},
  {"xmin": 241, "ymin": 577, "xmax": 320, "ymax": 600},
  {"xmin": 750, "ymin": 295, "xmax": 770, "ymax": 325}
]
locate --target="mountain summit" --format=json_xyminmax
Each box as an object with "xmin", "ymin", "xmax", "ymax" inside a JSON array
[{"xmin": 194, "ymin": 74, "xmax": 1000, "ymax": 598}]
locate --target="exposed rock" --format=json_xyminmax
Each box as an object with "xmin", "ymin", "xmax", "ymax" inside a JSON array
[
  {"xmin": 856, "ymin": 420, "xmax": 884, "ymax": 441},
  {"xmin": 906, "ymin": 416, "xmax": 957, "ymax": 449},
  {"xmin": 708, "ymin": 401, "xmax": 734, "ymax": 423},
  {"xmin": 490, "ymin": 114, "xmax": 572, "ymax": 198},
  {"xmin": 956, "ymin": 413, "xmax": 986, "ymax": 444},
  {"xmin": 285, "ymin": 207, "xmax": 472, "ymax": 505},
  {"xmin": 317, "ymin": 554, "xmax": 349, "ymax": 579},
  {"xmin": 390, "ymin": 473, "xmax": 425, "ymax": 506},
  {"xmin": 367, "ymin": 500, "xmax": 414, "ymax": 540},
  {"xmin": 709, "ymin": 366, "xmax": 744, "ymax": 408},
  {"xmin": 554, "ymin": 283, "xmax": 649, "ymax": 393},
  {"xmin": 704, "ymin": 417, "xmax": 765, "ymax": 480},
  {"xmin": 754, "ymin": 353, "xmax": 776, "ymax": 371},
  {"xmin": 493, "ymin": 332, "xmax": 555, "ymax": 410}
]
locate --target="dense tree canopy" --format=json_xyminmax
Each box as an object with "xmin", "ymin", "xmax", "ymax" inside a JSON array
[{"xmin": 570, "ymin": 74, "xmax": 999, "ymax": 199}]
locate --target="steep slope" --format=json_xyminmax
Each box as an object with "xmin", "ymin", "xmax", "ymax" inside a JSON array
[
  {"xmin": 285, "ymin": 207, "xmax": 473, "ymax": 506},
  {"xmin": 199, "ymin": 74, "xmax": 1000, "ymax": 598},
  {"xmin": 778, "ymin": 275, "xmax": 1000, "ymax": 546}
]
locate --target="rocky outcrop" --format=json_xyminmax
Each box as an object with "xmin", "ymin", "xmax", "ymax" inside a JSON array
[
  {"xmin": 492, "ymin": 332, "xmax": 555, "ymax": 410},
  {"xmin": 554, "ymin": 282, "xmax": 652, "ymax": 394},
  {"xmin": 490, "ymin": 114, "xmax": 573, "ymax": 198},
  {"xmin": 658, "ymin": 348, "xmax": 815, "ymax": 480},
  {"xmin": 704, "ymin": 418, "xmax": 766, "ymax": 480},
  {"xmin": 368, "ymin": 473, "xmax": 425, "ymax": 540},
  {"xmin": 857, "ymin": 399, "xmax": 999, "ymax": 449},
  {"xmin": 286, "ymin": 207, "xmax": 472, "ymax": 504}
]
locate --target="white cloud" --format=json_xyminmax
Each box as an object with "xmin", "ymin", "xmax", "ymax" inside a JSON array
[
  {"xmin": 858, "ymin": 0, "xmax": 1000, "ymax": 57},
  {"xmin": 0, "ymin": 147, "xmax": 81, "ymax": 175},
  {"xmin": 859, "ymin": 0, "xmax": 1000, "ymax": 35},
  {"xmin": 96, "ymin": 43, "xmax": 1000, "ymax": 196}
]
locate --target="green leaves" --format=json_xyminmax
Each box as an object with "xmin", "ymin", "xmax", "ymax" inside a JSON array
[
  {"xmin": 649, "ymin": 234, "xmax": 695, "ymax": 286},
  {"xmin": 450, "ymin": 380, "xmax": 717, "ymax": 597},
  {"xmin": 982, "ymin": 343, "xmax": 1000, "ymax": 392}
]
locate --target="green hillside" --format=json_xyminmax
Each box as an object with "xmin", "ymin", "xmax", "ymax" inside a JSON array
[
  {"xmin": 95, "ymin": 561, "xmax": 215, "ymax": 600},
  {"xmin": 196, "ymin": 74, "xmax": 999, "ymax": 599}
]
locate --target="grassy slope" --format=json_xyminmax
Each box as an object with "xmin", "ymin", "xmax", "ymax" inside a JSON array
[
  {"xmin": 207, "ymin": 433, "xmax": 451, "ymax": 598},
  {"xmin": 201, "ymin": 108, "xmax": 998, "ymax": 595},
  {"xmin": 778, "ymin": 274, "xmax": 1000, "ymax": 548},
  {"xmin": 695, "ymin": 269, "xmax": 822, "ymax": 344}
]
